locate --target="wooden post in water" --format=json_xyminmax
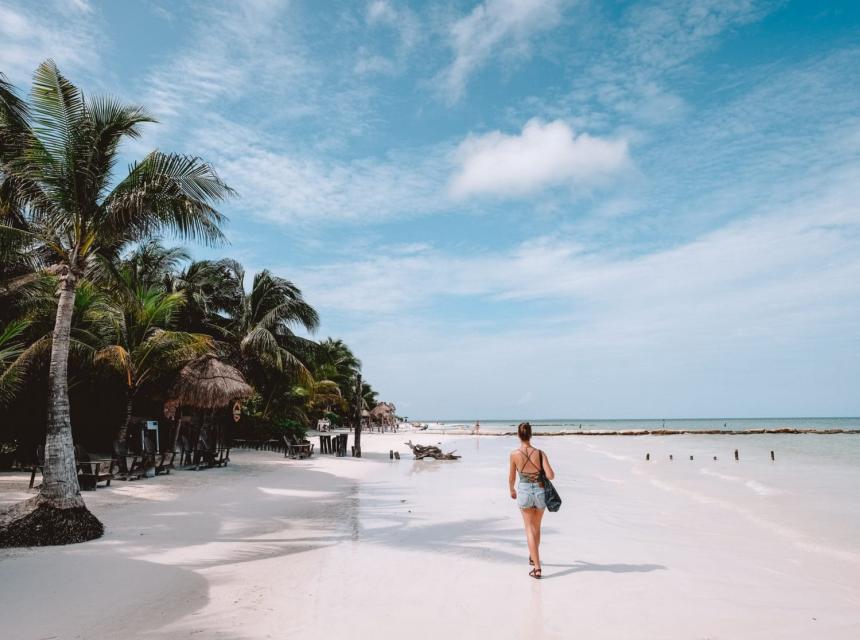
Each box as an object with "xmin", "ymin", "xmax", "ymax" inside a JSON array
[
  {"xmin": 689, "ymin": 455, "xmax": 694, "ymax": 461},
  {"xmin": 646, "ymin": 453, "xmax": 650, "ymax": 461},
  {"xmin": 713, "ymin": 456, "xmax": 718, "ymax": 461},
  {"xmin": 770, "ymin": 450, "xmax": 775, "ymax": 461},
  {"xmin": 353, "ymin": 374, "xmax": 362, "ymax": 457},
  {"xmin": 389, "ymin": 450, "xmax": 393, "ymax": 460},
  {"xmin": 669, "ymin": 454, "xmax": 673, "ymax": 461},
  {"xmin": 734, "ymin": 449, "xmax": 739, "ymax": 461}
]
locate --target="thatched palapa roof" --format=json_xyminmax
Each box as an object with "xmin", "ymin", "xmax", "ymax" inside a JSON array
[
  {"xmin": 370, "ymin": 402, "xmax": 396, "ymax": 418},
  {"xmin": 171, "ymin": 356, "xmax": 253, "ymax": 409}
]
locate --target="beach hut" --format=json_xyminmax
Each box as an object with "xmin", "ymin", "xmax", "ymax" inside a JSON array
[
  {"xmin": 168, "ymin": 357, "xmax": 253, "ymax": 467},
  {"xmin": 370, "ymin": 402, "xmax": 397, "ymax": 431}
]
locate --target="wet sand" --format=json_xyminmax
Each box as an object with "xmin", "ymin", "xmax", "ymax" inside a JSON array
[{"xmin": 1, "ymin": 433, "xmax": 859, "ymax": 639}]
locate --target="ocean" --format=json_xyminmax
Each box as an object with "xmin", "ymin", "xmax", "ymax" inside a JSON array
[{"xmin": 422, "ymin": 417, "xmax": 860, "ymax": 433}]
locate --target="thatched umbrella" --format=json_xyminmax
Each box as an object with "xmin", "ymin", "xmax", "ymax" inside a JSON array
[
  {"xmin": 370, "ymin": 402, "xmax": 396, "ymax": 428},
  {"xmin": 168, "ymin": 357, "xmax": 254, "ymax": 455},
  {"xmin": 171, "ymin": 356, "xmax": 253, "ymax": 409}
]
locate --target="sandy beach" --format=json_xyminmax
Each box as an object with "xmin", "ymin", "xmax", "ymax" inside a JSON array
[{"xmin": 2, "ymin": 432, "xmax": 859, "ymax": 639}]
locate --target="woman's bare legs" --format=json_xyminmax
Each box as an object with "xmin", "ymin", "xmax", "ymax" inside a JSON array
[
  {"xmin": 521, "ymin": 507, "xmax": 545, "ymax": 573},
  {"xmin": 534, "ymin": 507, "xmax": 544, "ymax": 550}
]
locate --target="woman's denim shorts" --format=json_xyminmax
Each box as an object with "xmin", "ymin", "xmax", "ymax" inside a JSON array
[{"xmin": 517, "ymin": 481, "xmax": 546, "ymax": 510}]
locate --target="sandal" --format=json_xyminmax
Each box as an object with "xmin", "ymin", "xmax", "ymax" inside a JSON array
[{"xmin": 529, "ymin": 567, "xmax": 542, "ymax": 579}]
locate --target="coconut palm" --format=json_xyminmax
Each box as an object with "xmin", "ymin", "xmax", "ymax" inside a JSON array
[
  {"xmin": 89, "ymin": 284, "xmax": 213, "ymax": 446},
  {"xmin": 166, "ymin": 258, "xmax": 242, "ymax": 335},
  {"xmin": 231, "ymin": 269, "xmax": 319, "ymax": 417},
  {"xmin": 102, "ymin": 240, "xmax": 190, "ymax": 293},
  {"xmin": 0, "ymin": 61, "xmax": 231, "ymax": 545},
  {"xmin": 187, "ymin": 263, "xmax": 319, "ymax": 418},
  {"xmin": 314, "ymin": 338, "xmax": 361, "ymax": 394},
  {"xmin": 0, "ymin": 319, "xmax": 31, "ymax": 405}
]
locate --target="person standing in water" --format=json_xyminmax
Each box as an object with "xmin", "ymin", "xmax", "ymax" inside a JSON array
[
  {"xmin": 508, "ymin": 421, "xmax": 555, "ymax": 578},
  {"xmin": 473, "ymin": 420, "xmax": 480, "ymax": 435}
]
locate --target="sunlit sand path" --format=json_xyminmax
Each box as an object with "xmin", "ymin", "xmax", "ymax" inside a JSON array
[{"xmin": 2, "ymin": 433, "xmax": 859, "ymax": 639}]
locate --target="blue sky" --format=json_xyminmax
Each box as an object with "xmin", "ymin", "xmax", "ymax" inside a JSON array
[{"xmin": 2, "ymin": 0, "xmax": 859, "ymax": 419}]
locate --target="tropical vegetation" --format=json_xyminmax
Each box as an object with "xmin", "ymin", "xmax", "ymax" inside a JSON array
[{"xmin": 0, "ymin": 62, "xmax": 381, "ymax": 546}]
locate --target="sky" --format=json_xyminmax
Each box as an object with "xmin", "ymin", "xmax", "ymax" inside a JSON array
[{"xmin": 1, "ymin": 0, "xmax": 859, "ymax": 419}]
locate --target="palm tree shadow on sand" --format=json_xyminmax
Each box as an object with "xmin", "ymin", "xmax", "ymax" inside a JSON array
[{"xmin": 539, "ymin": 561, "xmax": 666, "ymax": 580}]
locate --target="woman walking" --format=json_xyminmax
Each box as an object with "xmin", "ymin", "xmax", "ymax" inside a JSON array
[{"xmin": 509, "ymin": 421, "xmax": 555, "ymax": 578}]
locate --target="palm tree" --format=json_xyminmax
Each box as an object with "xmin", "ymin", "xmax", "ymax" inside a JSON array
[
  {"xmin": 89, "ymin": 284, "xmax": 213, "ymax": 447},
  {"xmin": 167, "ymin": 258, "xmax": 242, "ymax": 335},
  {"xmin": 314, "ymin": 338, "xmax": 361, "ymax": 395},
  {"xmin": 179, "ymin": 262, "xmax": 319, "ymax": 419},
  {"xmin": 0, "ymin": 61, "xmax": 232, "ymax": 545},
  {"xmin": 0, "ymin": 319, "xmax": 31, "ymax": 406}
]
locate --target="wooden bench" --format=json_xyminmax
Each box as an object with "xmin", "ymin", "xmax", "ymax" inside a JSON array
[
  {"xmin": 283, "ymin": 435, "xmax": 313, "ymax": 459},
  {"xmin": 74, "ymin": 445, "xmax": 115, "ymax": 490},
  {"xmin": 29, "ymin": 445, "xmax": 116, "ymax": 490},
  {"xmin": 142, "ymin": 436, "xmax": 176, "ymax": 475},
  {"xmin": 113, "ymin": 443, "xmax": 145, "ymax": 480}
]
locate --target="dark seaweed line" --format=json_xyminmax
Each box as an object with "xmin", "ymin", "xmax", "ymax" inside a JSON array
[{"xmin": 482, "ymin": 429, "xmax": 860, "ymax": 436}]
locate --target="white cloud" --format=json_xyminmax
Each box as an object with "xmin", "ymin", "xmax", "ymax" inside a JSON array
[
  {"xmin": 354, "ymin": 48, "xmax": 397, "ymax": 76},
  {"xmin": 0, "ymin": 0, "xmax": 103, "ymax": 84},
  {"xmin": 356, "ymin": 0, "xmax": 420, "ymax": 76},
  {"xmin": 450, "ymin": 118, "xmax": 630, "ymax": 198},
  {"xmin": 141, "ymin": 0, "xmax": 309, "ymax": 122},
  {"xmin": 294, "ymin": 171, "xmax": 860, "ymax": 417},
  {"xmin": 438, "ymin": 0, "xmax": 564, "ymax": 103},
  {"xmin": 183, "ymin": 116, "xmax": 452, "ymax": 227}
]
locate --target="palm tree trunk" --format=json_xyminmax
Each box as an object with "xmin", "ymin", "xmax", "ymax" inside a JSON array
[
  {"xmin": 0, "ymin": 269, "xmax": 104, "ymax": 547},
  {"xmin": 353, "ymin": 374, "xmax": 362, "ymax": 457},
  {"xmin": 115, "ymin": 394, "xmax": 134, "ymax": 449},
  {"xmin": 40, "ymin": 270, "xmax": 84, "ymax": 506}
]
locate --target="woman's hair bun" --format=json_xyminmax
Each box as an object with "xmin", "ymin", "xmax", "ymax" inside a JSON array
[{"xmin": 517, "ymin": 421, "xmax": 532, "ymax": 441}]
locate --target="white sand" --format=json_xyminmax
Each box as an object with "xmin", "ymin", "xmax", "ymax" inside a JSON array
[{"xmin": 2, "ymin": 432, "xmax": 859, "ymax": 639}]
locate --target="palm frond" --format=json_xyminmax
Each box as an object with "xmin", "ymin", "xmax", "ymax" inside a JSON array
[
  {"xmin": 29, "ymin": 59, "xmax": 85, "ymax": 166},
  {"xmin": 0, "ymin": 319, "xmax": 33, "ymax": 405},
  {"xmin": 0, "ymin": 72, "xmax": 28, "ymax": 127},
  {"xmin": 101, "ymin": 151, "xmax": 233, "ymax": 247}
]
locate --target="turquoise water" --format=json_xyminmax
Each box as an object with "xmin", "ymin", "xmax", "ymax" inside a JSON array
[{"xmin": 429, "ymin": 417, "xmax": 860, "ymax": 432}]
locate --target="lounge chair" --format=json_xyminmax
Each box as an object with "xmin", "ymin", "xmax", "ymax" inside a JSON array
[
  {"xmin": 283, "ymin": 434, "xmax": 313, "ymax": 459},
  {"xmin": 29, "ymin": 445, "xmax": 115, "ymax": 490},
  {"xmin": 182, "ymin": 432, "xmax": 229, "ymax": 470},
  {"xmin": 214, "ymin": 441, "xmax": 231, "ymax": 467},
  {"xmin": 142, "ymin": 436, "xmax": 175, "ymax": 475},
  {"xmin": 74, "ymin": 444, "xmax": 115, "ymax": 490},
  {"xmin": 113, "ymin": 442, "xmax": 145, "ymax": 480},
  {"xmin": 28, "ymin": 445, "xmax": 44, "ymax": 489}
]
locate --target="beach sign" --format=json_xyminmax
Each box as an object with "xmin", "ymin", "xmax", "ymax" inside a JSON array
[{"xmin": 233, "ymin": 401, "xmax": 241, "ymax": 422}]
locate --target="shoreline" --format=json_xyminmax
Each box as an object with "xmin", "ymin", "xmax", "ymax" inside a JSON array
[
  {"xmin": 418, "ymin": 428, "xmax": 860, "ymax": 436},
  {"xmin": 2, "ymin": 432, "xmax": 859, "ymax": 639}
]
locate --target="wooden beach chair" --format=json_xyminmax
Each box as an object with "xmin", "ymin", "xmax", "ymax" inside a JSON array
[
  {"xmin": 283, "ymin": 434, "xmax": 313, "ymax": 459},
  {"xmin": 74, "ymin": 444, "xmax": 115, "ymax": 490},
  {"xmin": 179, "ymin": 434, "xmax": 196, "ymax": 467},
  {"xmin": 113, "ymin": 442, "xmax": 144, "ymax": 481},
  {"xmin": 179, "ymin": 434, "xmax": 211, "ymax": 470},
  {"xmin": 142, "ymin": 436, "xmax": 174, "ymax": 475},
  {"xmin": 213, "ymin": 440, "xmax": 231, "ymax": 467},
  {"xmin": 28, "ymin": 445, "xmax": 44, "ymax": 489}
]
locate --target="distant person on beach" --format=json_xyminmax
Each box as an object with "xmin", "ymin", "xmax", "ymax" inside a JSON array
[
  {"xmin": 473, "ymin": 420, "xmax": 480, "ymax": 435},
  {"xmin": 508, "ymin": 421, "xmax": 555, "ymax": 579}
]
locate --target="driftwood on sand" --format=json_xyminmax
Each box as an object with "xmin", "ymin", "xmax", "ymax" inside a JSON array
[{"xmin": 404, "ymin": 441, "xmax": 461, "ymax": 460}]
